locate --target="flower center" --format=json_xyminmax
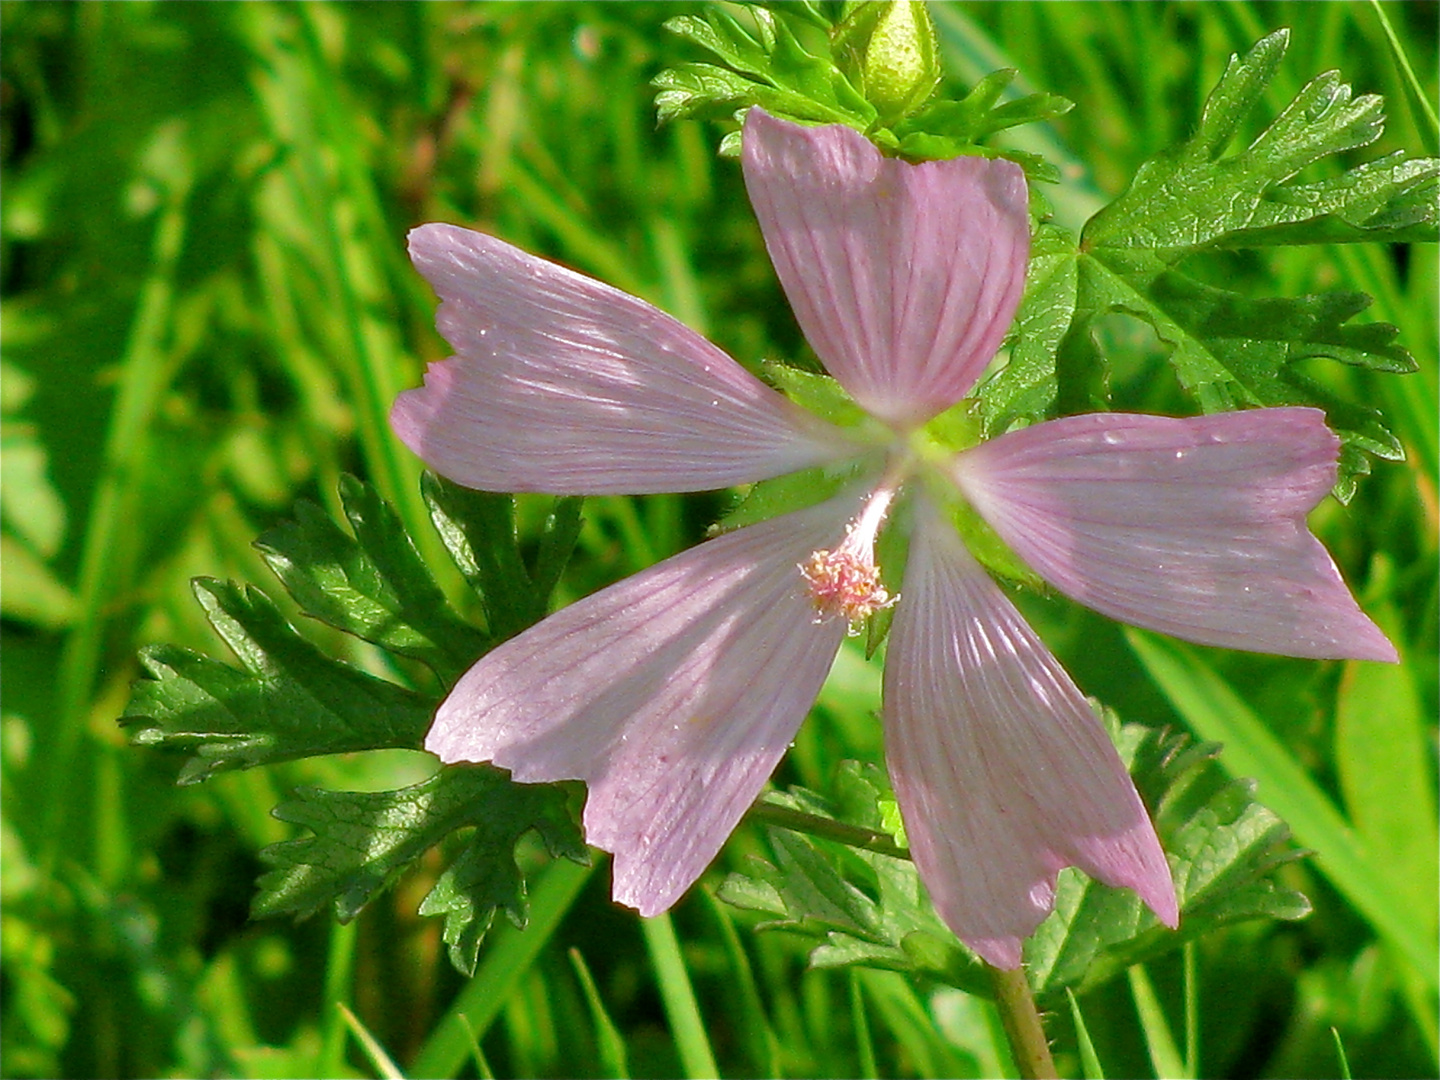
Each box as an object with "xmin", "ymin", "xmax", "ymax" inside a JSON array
[
  {"xmin": 800, "ymin": 480, "xmax": 900, "ymax": 634},
  {"xmin": 800, "ymin": 546, "xmax": 893, "ymax": 629}
]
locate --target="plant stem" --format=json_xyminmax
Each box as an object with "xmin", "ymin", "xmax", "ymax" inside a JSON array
[
  {"xmin": 990, "ymin": 964, "xmax": 1057, "ymax": 1080},
  {"xmin": 749, "ymin": 800, "xmax": 1058, "ymax": 1078},
  {"xmin": 745, "ymin": 800, "xmax": 911, "ymax": 860}
]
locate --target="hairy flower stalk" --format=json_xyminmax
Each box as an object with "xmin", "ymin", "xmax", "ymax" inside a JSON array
[{"xmin": 393, "ymin": 108, "xmax": 1396, "ymax": 968}]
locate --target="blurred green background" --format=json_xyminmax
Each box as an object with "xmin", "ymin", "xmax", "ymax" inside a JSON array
[{"xmin": 2, "ymin": 3, "xmax": 1435, "ymax": 1077}]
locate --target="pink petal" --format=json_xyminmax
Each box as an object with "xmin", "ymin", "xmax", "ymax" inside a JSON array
[
  {"xmin": 883, "ymin": 502, "xmax": 1176, "ymax": 969},
  {"xmin": 951, "ymin": 408, "xmax": 1397, "ymax": 662},
  {"xmin": 393, "ymin": 224, "xmax": 857, "ymax": 494},
  {"xmin": 425, "ymin": 496, "xmax": 856, "ymax": 914},
  {"xmin": 741, "ymin": 109, "xmax": 1030, "ymax": 429}
]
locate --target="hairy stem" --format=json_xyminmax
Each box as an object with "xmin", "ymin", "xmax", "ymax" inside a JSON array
[{"xmin": 990, "ymin": 964, "xmax": 1057, "ymax": 1079}]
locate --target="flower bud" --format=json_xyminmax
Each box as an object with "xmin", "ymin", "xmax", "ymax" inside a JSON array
[{"xmin": 833, "ymin": 1, "xmax": 942, "ymax": 125}]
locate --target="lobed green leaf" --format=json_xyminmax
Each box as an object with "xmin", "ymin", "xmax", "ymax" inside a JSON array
[
  {"xmin": 421, "ymin": 473, "xmax": 582, "ymax": 647},
  {"xmin": 418, "ymin": 781, "xmax": 587, "ymax": 977},
  {"xmin": 1084, "ymin": 29, "xmax": 1438, "ymax": 254},
  {"xmin": 1025, "ymin": 723, "xmax": 1310, "ymax": 998},
  {"xmin": 255, "ymin": 765, "xmax": 586, "ymax": 975},
  {"xmin": 720, "ymin": 763, "xmax": 990, "ymax": 996},
  {"xmin": 720, "ymin": 722, "xmax": 1310, "ymax": 1002},
  {"xmin": 1074, "ymin": 248, "xmax": 1409, "ymax": 500},
  {"xmin": 994, "ymin": 25, "xmax": 1431, "ymax": 496},
  {"xmin": 979, "ymin": 224, "xmax": 1079, "ymax": 436},
  {"xmin": 255, "ymin": 474, "xmax": 487, "ymax": 684},
  {"xmin": 124, "ymin": 473, "xmax": 592, "ymax": 974},
  {"xmin": 122, "ymin": 579, "xmax": 433, "ymax": 783}
]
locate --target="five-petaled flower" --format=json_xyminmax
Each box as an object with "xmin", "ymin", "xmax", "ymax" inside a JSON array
[{"xmin": 392, "ymin": 108, "xmax": 1396, "ymax": 969}]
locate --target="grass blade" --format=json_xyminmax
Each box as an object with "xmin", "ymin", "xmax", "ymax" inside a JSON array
[
  {"xmin": 337, "ymin": 1002, "xmax": 405, "ymax": 1080},
  {"xmin": 701, "ymin": 890, "xmax": 782, "ymax": 1077},
  {"xmin": 1126, "ymin": 631, "xmax": 1437, "ymax": 992},
  {"xmin": 642, "ymin": 910, "xmax": 720, "ymax": 1080},
  {"xmin": 1128, "ymin": 964, "xmax": 1185, "ymax": 1080},
  {"xmin": 1366, "ymin": 0, "xmax": 1440, "ymax": 155},
  {"xmin": 1065, "ymin": 989, "xmax": 1105, "ymax": 1080},
  {"xmin": 850, "ymin": 970, "xmax": 878, "ymax": 1080},
  {"xmin": 407, "ymin": 857, "xmax": 595, "ymax": 1079},
  {"xmin": 45, "ymin": 132, "xmax": 192, "ymax": 870},
  {"xmin": 316, "ymin": 919, "xmax": 358, "ymax": 1079},
  {"xmin": 1331, "ymin": 1026, "xmax": 1354, "ymax": 1080},
  {"xmin": 1183, "ymin": 942, "xmax": 1199, "ymax": 1079},
  {"xmin": 569, "ymin": 948, "xmax": 630, "ymax": 1079}
]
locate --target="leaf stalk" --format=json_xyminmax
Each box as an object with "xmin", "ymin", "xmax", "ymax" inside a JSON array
[{"xmin": 746, "ymin": 800, "xmax": 911, "ymax": 860}]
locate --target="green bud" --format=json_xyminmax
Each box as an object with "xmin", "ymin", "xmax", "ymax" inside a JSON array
[{"xmin": 833, "ymin": 1, "xmax": 942, "ymax": 126}]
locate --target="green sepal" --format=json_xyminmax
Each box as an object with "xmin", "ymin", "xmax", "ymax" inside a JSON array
[
  {"xmin": 862, "ymin": 604, "xmax": 894, "ymax": 660},
  {"xmin": 719, "ymin": 468, "xmax": 839, "ymax": 533},
  {"xmin": 655, "ymin": 3, "xmax": 1069, "ymax": 169},
  {"xmin": 718, "ymin": 446, "xmax": 878, "ymax": 534},
  {"xmin": 863, "ymin": 492, "xmax": 912, "ymax": 658},
  {"xmin": 917, "ymin": 469, "xmax": 1043, "ymax": 592},
  {"xmin": 916, "ymin": 396, "xmax": 983, "ymax": 455},
  {"xmin": 761, "ymin": 362, "xmax": 871, "ymax": 428}
]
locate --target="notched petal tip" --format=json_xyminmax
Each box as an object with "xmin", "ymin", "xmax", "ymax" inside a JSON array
[
  {"xmin": 953, "ymin": 408, "xmax": 1399, "ymax": 662},
  {"xmin": 388, "ymin": 365, "xmax": 449, "ymax": 463},
  {"xmin": 884, "ymin": 506, "xmax": 1176, "ymax": 963},
  {"xmin": 421, "ymin": 496, "xmax": 858, "ymax": 916},
  {"xmin": 742, "ymin": 109, "xmax": 1030, "ymax": 427},
  {"xmin": 394, "ymin": 221, "xmax": 857, "ymax": 494}
]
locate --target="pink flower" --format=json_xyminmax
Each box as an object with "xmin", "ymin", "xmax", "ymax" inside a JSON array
[{"xmin": 392, "ymin": 108, "xmax": 1396, "ymax": 969}]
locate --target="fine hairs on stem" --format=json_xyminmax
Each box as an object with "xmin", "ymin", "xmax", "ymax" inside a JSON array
[{"xmin": 990, "ymin": 964, "xmax": 1057, "ymax": 1080}]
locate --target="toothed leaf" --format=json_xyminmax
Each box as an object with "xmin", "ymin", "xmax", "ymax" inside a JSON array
[{"xmin": 122, "ymin": 579, "xmax": 432, "ymax": 783}]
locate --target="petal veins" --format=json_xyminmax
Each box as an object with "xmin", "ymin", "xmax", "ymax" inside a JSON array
[{"xmin": 394, "ymin": 224, "xmax": 857, "ymax": 495}]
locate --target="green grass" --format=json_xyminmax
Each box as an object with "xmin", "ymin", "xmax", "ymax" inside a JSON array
[{"xmin": 2, "ymin": 3, "xmax": 1435, "ymax": 1077}]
